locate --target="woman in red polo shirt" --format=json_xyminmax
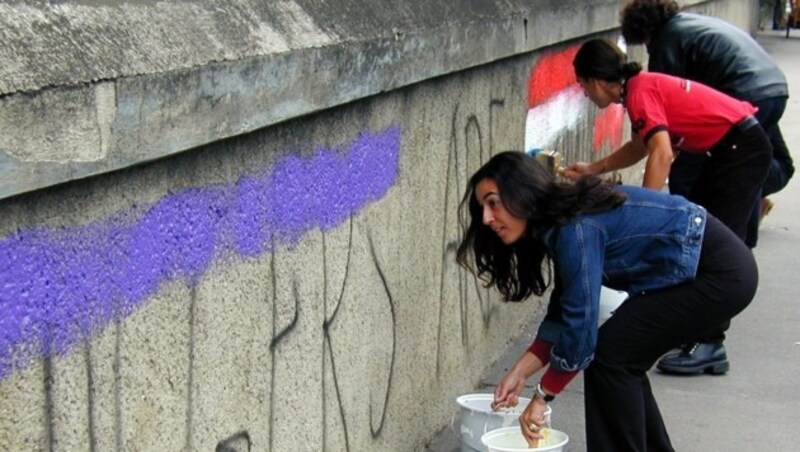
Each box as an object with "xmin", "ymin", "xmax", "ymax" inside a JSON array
[{"xmin": 563, "ymin": 38, "xmax": 772, "ymax": 240}]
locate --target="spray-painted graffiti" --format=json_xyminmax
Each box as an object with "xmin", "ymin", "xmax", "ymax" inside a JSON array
[
  {"xmin": 525, "ymin": 45, "xmax": 586, "ymax": 155},
  {"xmin": 0, "ymin": 126, "xmax": 401, "ymax": 383},
  {"xmin": 263, "ymin": 218, "xmax": 397, "ymax": 451},
  {"xmin": 0, "ymin": 72, "xmax": 538, "ymax": 450},
  {"xmin": 17, "ymin": 205, "xmax": 401, "ymax": 450},
  {"xmin": 593, "ymin": 106, "xmax": 625, "ymax": 152},
  {"xmin": 216, "ymin": 431, "xmax": 251, "ymax": 452},
  {"xmin": 524, "ymin": 44, "xmax": 624, "ymax": 156},
  {"xmin": 435, "ymin": 99, "xmax": 505, "ymax": 376}
]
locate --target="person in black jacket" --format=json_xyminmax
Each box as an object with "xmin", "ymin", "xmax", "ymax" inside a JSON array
[{"xmin": 620, "ymin": 0, "xmax": 793, "ymax": 376}]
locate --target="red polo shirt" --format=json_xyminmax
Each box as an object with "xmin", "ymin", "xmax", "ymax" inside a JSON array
[{"xmin": 625, "ymin": 72, "xmax": 757, "ymax": 153}]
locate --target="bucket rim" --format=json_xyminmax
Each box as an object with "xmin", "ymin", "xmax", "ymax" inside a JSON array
[
  {"xmin": 456, "ymin": 393, "xmax": 533, "ymax": 412},
  {"xmin": 480, "ymin": 426, "xmax": 569, "ymax": 451},
  {"xmin": 456, "ymin": 393, "xmax": 553, "ymax": 416}
]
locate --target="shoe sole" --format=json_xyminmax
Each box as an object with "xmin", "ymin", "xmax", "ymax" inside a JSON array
[{"xmin": 657, "ymin": 360, "xmax": 729, "ymax": 375}]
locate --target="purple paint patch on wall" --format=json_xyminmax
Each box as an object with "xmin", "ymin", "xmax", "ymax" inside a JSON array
[{"xmin": 0, "ymin": 126, "xmax": 401, "ymax": 381}]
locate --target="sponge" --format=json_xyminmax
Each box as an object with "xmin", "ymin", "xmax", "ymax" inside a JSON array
[{"xmin": 535, "ymin": 150, "xmax": 561, "ymax": 175}]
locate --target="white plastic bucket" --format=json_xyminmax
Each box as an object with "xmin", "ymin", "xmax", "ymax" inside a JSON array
[
  {"xmin": 481, "ymin": 426, "xmax": 569, "ymax": 452},
  {"xmin": 453, "ymin": 394, "xmax": 553, "ymax": 452},
  {"xmin": 599, "ymin": 286, "xmax": 628, "ymax": 326}
]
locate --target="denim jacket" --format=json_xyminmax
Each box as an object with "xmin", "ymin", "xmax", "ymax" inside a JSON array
[{"xmin": 536, "ymin": 185, "xmax": 707, "ymax": 372}]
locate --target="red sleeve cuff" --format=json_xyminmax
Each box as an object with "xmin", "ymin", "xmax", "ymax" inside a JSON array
[
  {"xmin": 541, "ymin": 368, "xmax": 579, "ymax": 394},
  {"xmin": 527, "ymin": 338, "xmax": 579, "ymax": 394},
  {"xmin": 527, "ymin": 338, "xmax": 552, "ymax": 363}
]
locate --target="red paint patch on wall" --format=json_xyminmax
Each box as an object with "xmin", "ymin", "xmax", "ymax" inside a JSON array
[
  {"xmin": 593, "ymin": 105, "xmax": 624, "ymax": 152},
  {"xmin": 527, "ymin": 45, "xmax": 581, "ymax": 108}
]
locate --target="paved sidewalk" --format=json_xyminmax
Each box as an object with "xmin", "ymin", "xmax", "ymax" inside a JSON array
[{"xmin": 427, "ymin": 30, "xmax": 800, "ymax": 451}]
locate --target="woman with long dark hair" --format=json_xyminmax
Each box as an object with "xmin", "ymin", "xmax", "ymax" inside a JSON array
[{"xmin": 457, "ymin": 151, "xmax": 756, "ymax": 451}]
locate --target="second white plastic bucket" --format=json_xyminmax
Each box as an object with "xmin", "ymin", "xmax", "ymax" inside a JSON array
[
  {"xmin": 599, "ymin": 286, "xmax": 628, "ymax": 326},
  {"xmin": 453, "ymin": 394, "xmax": 553, "ymax": 452},
  {"xmin": 481, "ymin": 426, "xmax": 569, "ymax": 452}
]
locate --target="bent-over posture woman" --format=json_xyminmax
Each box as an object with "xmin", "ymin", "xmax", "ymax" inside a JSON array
[{"xmin": 456, "ymin": 151, "xmax": 757, "ymax": 451}]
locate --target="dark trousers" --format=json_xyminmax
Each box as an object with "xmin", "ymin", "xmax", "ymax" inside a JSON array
[
  {"xmin": 584, "ymin": 216, "xmax": 757, "ymax": 451},
  {"xmin": 745, "ymin": 97, "xmax": 793, "ymax": 247},
  {"xmin": 669, "ymin": 118, "xmax": 773, "ymax": 343},
  {"xmin": 688, "ymin": 121, "xmax": 772, "ymax": 240},
  {"xmin": 670, "ymin": 96, "xmax": 793, "ymax": 247}
]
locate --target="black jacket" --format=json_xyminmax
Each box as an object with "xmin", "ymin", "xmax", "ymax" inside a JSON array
[{"xmin": 647, "ymin": 13, "xmax": 787, "ymax": 103}]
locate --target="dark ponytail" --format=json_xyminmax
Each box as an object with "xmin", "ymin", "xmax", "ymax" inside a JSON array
[
  {"xmin": 573, "ymin": 39, "xmax": 642, "ymax": 84},
  {"xmin": 622, "ymin": 61, "xmax": 643, "ymax": 80}
]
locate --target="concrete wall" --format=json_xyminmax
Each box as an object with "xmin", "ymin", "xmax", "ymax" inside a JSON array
[
  {"xmin": 0, "ymin": 0, "xmax": 755, "ymax": 450},
  {"xmin": 0, "ymin": 0, "xmax": 628, "ymax": 200}
]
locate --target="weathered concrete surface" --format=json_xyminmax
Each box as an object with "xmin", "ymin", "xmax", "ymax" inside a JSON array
[
  {"xmin": 0, "ymin": 0, "xmax": 622, "ymax": 95},
  {"xmin": 0, "ymin": 40, "xmax": 558, "ymax": 450},
  {"xmin": 0, "ymin": 0, "xmax": 625, "ymax": 199}
]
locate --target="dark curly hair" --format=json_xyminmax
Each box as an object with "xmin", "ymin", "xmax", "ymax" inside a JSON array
[
  {"xmin": 573, "ymin": 39, "xmax": 643, "ymax": 85},
  {"xmin": 620, "ymin": 0, "xmax": 680, "ymax": 45},
  {"xmin": 456, "ymin": 151, "xmax": 626, "ymax": 302}
]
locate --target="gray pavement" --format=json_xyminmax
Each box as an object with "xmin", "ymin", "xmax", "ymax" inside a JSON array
[{"xmin": 427, "ymin": 30, "xmax": 800, "ymax": 452}]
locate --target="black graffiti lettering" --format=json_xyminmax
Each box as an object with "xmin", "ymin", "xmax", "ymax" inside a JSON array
[
  {"xmin": 437, "ymin": 98, "xmax": 506, "ymax": 372},
  {"xmin": 216, "ymin": 430, "xmax": 252, "ymax": 452},
  {"xmin": 321, "ymin": 217, "xmax": 354, "ymax": 451},
  {"xmin": 366, "ymin": 230, "xmax": 396, "ymax": 439}
]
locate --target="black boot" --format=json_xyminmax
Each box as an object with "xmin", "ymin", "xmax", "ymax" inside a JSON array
[{"xmin": 656, "ymin": 342, "xmax": 729, "ymax": 375}]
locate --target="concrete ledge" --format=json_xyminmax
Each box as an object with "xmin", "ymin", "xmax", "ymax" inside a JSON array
[{"xmin": 0, "ymin": 0, "xmax": 622, "ymax": 199}]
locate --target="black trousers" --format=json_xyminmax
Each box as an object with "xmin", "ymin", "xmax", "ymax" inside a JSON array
[
  {"xmin": 669, "ymin": 120, "xmax": 771, "ymax": 342},
  {"xmin": 670, "ymin": 96, "xmax": 792, "ymax": 247},
  {"xmin": 689, "ymin": 121, "xmax": 772, "ymax": 240},
  {"xmin": 584, "ymin": 216, "xmax": 757, "ymax": 451}
]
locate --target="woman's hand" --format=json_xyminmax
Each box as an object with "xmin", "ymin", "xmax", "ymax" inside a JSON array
[
  {"xmin": 492, "ymin": 368, "xmax": 527, "ymax": 410},
  {"xmin": 493, "ymin": 349, "xmax": 545, "ymax": 409},
  {"xmin": 519, "ymin": 396, "xmax": 550, "ymax": 448},
  {"xmin": 563, "ymin": 139, "xmax": 648, "ymax": 181},
  {"xmin": 561, "ymin": 161, "xmax": 597, "ymax": 180}
]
